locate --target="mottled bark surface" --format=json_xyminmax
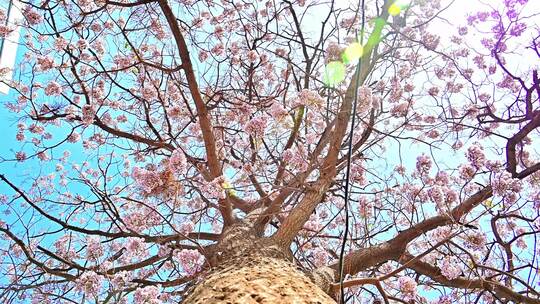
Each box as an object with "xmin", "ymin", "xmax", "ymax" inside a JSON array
[
  {"xmin": 182, "ymin": 213, "xmax": 336, "ymax": 304},
  {"xmin": 183, "ymin": 254, "xmax": 335, "ymax": 304}
]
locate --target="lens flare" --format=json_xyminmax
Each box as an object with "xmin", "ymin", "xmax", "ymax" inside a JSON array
[{"xmin": 342, "ymin": 43, "xmax": 364, "ymax": 64}]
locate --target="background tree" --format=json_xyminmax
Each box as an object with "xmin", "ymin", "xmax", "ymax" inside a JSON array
[{"xmin": 0, "ymin": 0, "xmax": 539, "ymax": 303}]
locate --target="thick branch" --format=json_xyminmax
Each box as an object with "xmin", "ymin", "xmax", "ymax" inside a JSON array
[
  {"xmin": 158, "ymin": 0, "xmax": 232, "ymax": 226},
  {"xmin": 399, "ymin": 253, "xmax": 540, "ymax": 304},
  {"xmin": 271, "ymin": 0, "xmax": 392, "ymax": 248}
]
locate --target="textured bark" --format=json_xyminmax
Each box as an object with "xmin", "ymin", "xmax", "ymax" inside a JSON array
[
  {"xmin": 183, "ymin": 254, "xmax": 336, "ymax": 304},
  {"xmin": 180, "ymin": 209, "xmax": 336, "ymax": 303}
]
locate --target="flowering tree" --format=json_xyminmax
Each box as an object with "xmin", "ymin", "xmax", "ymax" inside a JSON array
[{"xmin": 1, "ymin": 0, "xmax": 539, "ymax": 303}]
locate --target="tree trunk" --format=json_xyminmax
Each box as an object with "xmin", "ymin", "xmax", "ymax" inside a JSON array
[{"xmin": 183, "ymin": 253, "xmax": 336, "ymax": 304}]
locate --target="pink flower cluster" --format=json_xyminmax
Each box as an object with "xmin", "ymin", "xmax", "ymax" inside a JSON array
[
  {"xmin": 81, "ymin": 104, "xmax": 96, "ymax": 126},
  {"xmin": 0, "ymin": 24, "xmax": 13, "ymax": 38},
  {"xmin": 174, "ymin": 249, "xmax": 205, "ymax": 275},
  {"xmin": 356, "ymin": 196, "xmax": 373, "ymax": 218},
  {"xmin": 133, "ymin": 286, "xmax": 162, "ymax": 304},
  {"xmin": 325, "ymin": 42, "xmax": 344, "ymax": 62},
  {"xmin": 391, "ymin": 102, "xmax": 408, "ymax": 117},
  {"xmin": 132, "ymin": 167, "xmax": 163, "ymax": 194},
  {"xmin": 491, "ymin": 171, "xmax": 522, "ymax": 204},
  {"xmin": 311, "ymin": 247, "xmax": 329, "ymax": 267},
  {"xmin": 438, "ymin": 256, "xmax": 462, "ymax": 280},
  {"xmin": 466, "ymin": 144, "xmax": 486, "ymax": 169},
  {"xmin": 54, "ymin": 37, "xmax": 68, "ymax": 51},
  {"xmin": 199, "ymin": 176, "xmax": 227, "ymax": 200},
  {"xmin": 44, "ymin": 81, "xmax": 63, "ymax": 96},
  {"xmin": 37, "ymin": 56, "xmax": 54, "ymax": 71},
  {"xmin": 357, "ymin": 86, "xmax": 374, "ymax": 112},
  {"xmin": 294, "ymin": 89, "xmax": 324, "ymax": 107},
  {"xmin": 76, "ymin": 271, "xmax": 103, "ymax": 297},
  {"xmin": 282, "ymin": 147, "xmax": 308, "ymax": 172},
  {"xmin": 268, "ymin": 102, "xmax": 288, "ymax": 120},
  {"xmin": 24, "ymin": 8, "xmax": 44, "ymax": 25},
  {"xmin": 168, "ymin": 148, "xmax": 187, "ymax": 176},
  {"xmin": 244, "ymin": 116, "xmax": 267, "ymax": 137},
  {"xmin": 415, "ymin": 154, "xmax": 432, "ymax": 175},
  {"xmin": 398, "ymin": 276, "xmax": 417, "ymax": 299},
  {"xmin": 111, "ymin": 271, "xmax": 132, "ymax": 290},
  {"xmin": 86, "ymin": 236, "xmax": 103, "ymax": 261},
  {"xmin": 464, "ymin": 231, "xmax": 487, "ymax": 250},
  {"xmin": 123, "ymin": 208, "xmax": 162, "ymax": 232}
]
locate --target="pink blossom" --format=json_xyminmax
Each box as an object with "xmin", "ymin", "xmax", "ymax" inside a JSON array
[
  {"xmin": 132, "ymin": 167, "xmax": 162, "ymax": 194},
  {"xmin": 357, "ymin": 196, "xmax": 373, "ymax": 217},
  {"xmin": 491, "ymin": 171, "xmax": 522, "ymax": 197},
  {"xmin": 37, "ymin": 151, "xmax": 50, "ymax": 161},
  {"xmin": 445, "ymin": 188, "xmax": 458, "ymax": 204},
  {"xmin": 391, "ymin": 102, "xmax": 408, "ymax": 117},
  {"xmin": 82, "ymin": 105, "xmax": 96, "ymax": 126},
  {"xmin": 133, "ymin": 286, "xmax": 162, "ymax": 304},
  {"xmin": 114, "ymin": 55, "xmax": 132, "ymax": 68},
  {"xmin": 86, "ymin": 236, "xmax": 103, "ymax": 261},
  {"xmin": 76, "ymin": 272, "xmax": 103, "ymax": 296},
  {"xmin": 534, "ymin": 192, "xmax": 540, "ymax": 210},
  {"xmin": 44, "ymin": 82, "xmax": 63, "ymax": 96},
  {"xmin": 294, "ymin": 89, "xmax": 324, "ymax": 107},
  {"xmin": 268, "ymin": 102, "xmax": 288, "ymax": 120},
  {"xmin": 169, "ymin": 148, "xmax": 187, "ymax": 175},
  {"xmin": 395, "ymin": 165, "xmax": 406, "ymax": 175},
  {"xmin": 324, "ymin": 42, "xmax": 343, "ymax": 62},
  {"xmin": 200, "ymin": 176, "xmax": 227, "ymax": 200},
  {"xmin": 422, "ymin": 32, "xmax": 440, "ymax": 50},
  {"xmin": 244, "ymin": 116, "xmax": 267, "ymax": 137},
  {"xmin": 15, "ymin": 151, "xmax": 26, "ymax": 161},
  {"xmin": 416, "ymin": 154, "xmax": 432, "ymax": 175},
  {"xmin": 198, "ymin": 51, "xmax": 208, "ymax": 62},
  {"xmin": 54, "ymin": 37, "xmax": 68, "ymax": 51},
  {"xmin": 76, "ymin": 39, "xmax": 88, "ymax": 50},
  {"xmin": 357, "ymin": 86, "xmax": 374, "ymax": 111},
  {"xmin": 430, "ymin": 226, "xmax": 453, "ymax": 242},
  {"xmin": 466, "ymin": 144, "xmax": 486, "ymax": 169},
  {"xmin": 179, "ymin": 221, "xmax": 194, "ymax": 235},
  {"xmin": 211, "ymin": 43, "xmax": 225, "ymax": 56},
  {"xmin": 24, "ymin": 8, "xmax": 43, "ymax": 25},
  {"xmin": 435, "ymin": 171, "xmax": 449, "ymax": 185},
  {"xmin": 458, "ymin": 164, "xmax": 476, "ymax": 180},
  {"xmin": 350, "ymin": 163, "xmax": 366, "ymax": 185},
  {"xmin": 0, "ymin": 25, "xmax": 14, "ymax": 38},
  {"xmin": 435, "ymin": 295, "xmax": 453, "ymax": 304},
  {"xmin": 464, "ymin": 231, "xmax": 487, "ymax": 250},
  {"xmin": 28, "ymin": 123, "xmax": 44, "ymax": 134},
  {"xmin": 311, "ymin": 247, "xmax": 329, "ymax": 267},
  {"xmin": 67, "ymin": 132, "xmax": 81, "ymax": 143},
  {"xmin": 398, "ymin": 276, "xmax": 417, "ymax": 299},
  {"xmin": 125, "ymin": 237, "xmax": 145, "ymax": 257},
  {"xmin": 428, "ymin": 87, "xmax": 439, "ymax": 96},
  {"xmin": 426, "ymin": 129, "xmax": 439, "ymax": 139},
  {"xmin": 174, "ymin": 249, "xmax": 205, "ymax": 275},
  {"xmin": 428, "ymin": 186, "xmax": 444, "ymax": 206},
  {"xmin": 37, "ymin": 56, "xmax": 54, "ymax": 71},
  {"xmin": 438, "ymin": 256, "xmax": 462, "ymax": 280},
  {"xmin": 247, "ymin": 50, "xmax": 259, "ymax": 63},
  {"xmin": 111, "ymin": 271, "xmax": 132, "ymax": 290}
]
